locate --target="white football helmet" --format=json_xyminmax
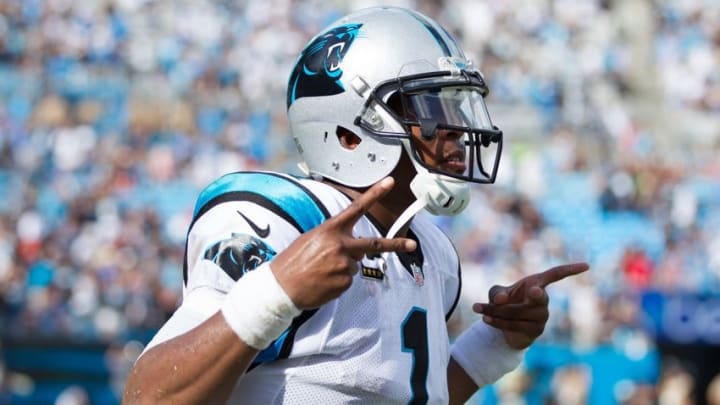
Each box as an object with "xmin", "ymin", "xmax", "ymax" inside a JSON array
[{"xmin": 287, "ymin": 6, "xmax": 502, "ymax": 217}]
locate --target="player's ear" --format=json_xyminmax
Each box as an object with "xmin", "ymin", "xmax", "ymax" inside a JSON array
[{"xmin": 337, "ymin": 126, "xmax": 361, "ymax": 150}]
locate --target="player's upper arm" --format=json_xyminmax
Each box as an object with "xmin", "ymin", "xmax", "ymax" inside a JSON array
[{"xmin": 177, "ymin": 171, "xmax": 334, "ymax": 366}]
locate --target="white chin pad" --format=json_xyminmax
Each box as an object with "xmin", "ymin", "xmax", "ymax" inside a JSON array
[{"xmin": 410, "ymin": 172, "xmax": 470, "ymax": 216}]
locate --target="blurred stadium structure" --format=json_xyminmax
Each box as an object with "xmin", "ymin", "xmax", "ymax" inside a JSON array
[{"xmin": 0, "ymin": 0, "xmax": 719, "ymax": 404}]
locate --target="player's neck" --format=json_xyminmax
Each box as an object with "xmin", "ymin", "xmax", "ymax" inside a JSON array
[{"xmin": 325, "ymin": 181, "xmax": 415, "ymax": 238}]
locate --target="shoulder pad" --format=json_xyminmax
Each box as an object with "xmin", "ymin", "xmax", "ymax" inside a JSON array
[{"xmin": 193, "ymin": 171, "xmax": 330, "ymax": 233}]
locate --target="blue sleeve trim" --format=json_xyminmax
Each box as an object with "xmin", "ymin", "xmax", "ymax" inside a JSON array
[
  {"xmin": 192, "ymin": 171, "xmax": 328, "ymax": 233},
  {"xmin": 250, "ymin": 309, "xmax": 317, "ymax": 368},
  {"xmin": 253, "ymin": 329, "xmax": 291, "ymax": 364}
]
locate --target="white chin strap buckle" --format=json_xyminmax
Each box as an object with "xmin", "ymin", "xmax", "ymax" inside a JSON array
[
  {"xmin": 410, "ymin": 173, "xmax": 470, "ymax": 216},
  {"xmin": 384, "ymin": 172, "xmax": 470, "ymax": 240}
]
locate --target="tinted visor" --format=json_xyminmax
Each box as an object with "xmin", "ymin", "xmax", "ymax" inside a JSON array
[{"xmin": 400, "ymin": 87, "xmax": 494, "ymax": 129}]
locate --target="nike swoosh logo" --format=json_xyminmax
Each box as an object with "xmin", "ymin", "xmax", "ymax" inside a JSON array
[{"xmin": 237, "ymin": 211, "xmax": 270, "ymax": 238}]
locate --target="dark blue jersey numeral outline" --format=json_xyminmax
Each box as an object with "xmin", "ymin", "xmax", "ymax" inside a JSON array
[{"xmin": 402, "ymin": 307, "xmax": 429, "ymax": 404}]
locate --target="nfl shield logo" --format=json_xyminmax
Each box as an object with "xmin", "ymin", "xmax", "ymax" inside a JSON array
[{"xmin": 411, "ymin": 263, "xmax": 424, "ymax": 287}]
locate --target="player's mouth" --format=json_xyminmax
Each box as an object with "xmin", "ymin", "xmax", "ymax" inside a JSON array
[{"xmin": 440, "ymin": 151, "xmax": 466, "ymax": 174}]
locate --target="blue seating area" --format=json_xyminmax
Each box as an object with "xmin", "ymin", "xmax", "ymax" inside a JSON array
[
  {"xmin": 1, "ymin": 0, "xmax": 719, "ymax": 403},
  {"xmin": 538, "ymin": 172, "xmax": 665, "ymax": 267}
]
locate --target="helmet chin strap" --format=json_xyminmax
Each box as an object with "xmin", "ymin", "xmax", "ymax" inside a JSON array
[
  {"xmin": 386, "ymin": 198, "xmax": 426, "ymax": 239},
  {"xmin": 383, "ymin": 137, "xmax": 471, "ymax": 238},
  {"xmin": 409, "ymin": 171, "xmax": 470, "ymax": 216},
  {"xmin": 385, "ymin": 170, "xmax": 470, "ymax": 239}
]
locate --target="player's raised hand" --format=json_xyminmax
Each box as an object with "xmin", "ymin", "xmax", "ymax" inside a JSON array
[
  {"xmin": 474, "ymin": 262, "xmax": 589, "ymax": 350},
  {"xmin": 270, "ymin": 177, "xmax": 417, "ymax": 309}
]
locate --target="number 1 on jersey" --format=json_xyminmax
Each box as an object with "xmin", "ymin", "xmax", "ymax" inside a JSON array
[{"xmin": 401, "ymin": 307, "xmax": 429, "ymax": 405}]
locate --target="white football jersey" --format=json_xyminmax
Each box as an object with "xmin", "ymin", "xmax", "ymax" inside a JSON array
[{"xmin": 143, "ymin": 171, "xmax": 462, "ymax": 404}]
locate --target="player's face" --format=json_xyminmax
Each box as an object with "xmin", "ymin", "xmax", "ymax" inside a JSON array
[
  {"xmin": 408, "ymin": 126, "xmax": 466, "ymax": 175},
  {"xmin": 387, "ymin": 90, "xmax": 473, "ymax": 176}
]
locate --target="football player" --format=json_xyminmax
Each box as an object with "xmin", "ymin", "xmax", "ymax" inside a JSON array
[{"xmin": 124, "ymin": 7, "xmax": 588, "ymax": 404}]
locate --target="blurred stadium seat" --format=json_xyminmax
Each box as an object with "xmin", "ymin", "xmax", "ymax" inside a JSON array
[{"xmin": 1, "ymin": 0, "xmax": 719, "ymax": 404}]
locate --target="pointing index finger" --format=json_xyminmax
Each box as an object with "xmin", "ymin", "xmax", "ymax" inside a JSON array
[
  {"xmin": 334, "ymin": 177, "xmax": 395, "ymax": 229},
  {"xmin": 536, "ymin": 262, "xmax": 589, "ymax": 288},
  {"xmin": 345, "ymin": 236, "xmax": 417, "ymax": 257}
]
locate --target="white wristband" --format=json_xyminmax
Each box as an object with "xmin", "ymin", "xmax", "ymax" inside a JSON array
[
  {"xmin": 451, "ymin": 320, "xmax": 525, "ymax": 387},
  {"xmin": 221, "ymin": 262, "xmax": 301, "ymax": 350}
]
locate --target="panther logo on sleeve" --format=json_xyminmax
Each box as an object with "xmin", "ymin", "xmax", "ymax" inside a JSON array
[
  {"xmin": 286, "ymin": 23, "xmax": 363, "ymax": 108},
  {"xmin": 204, "ymin": 233, "xmax": 277, "ymax": 281}
]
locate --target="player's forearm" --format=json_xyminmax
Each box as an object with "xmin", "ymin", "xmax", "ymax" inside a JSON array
[
  {"xmin": 123, "ymin": 311, "xmax": 258, "ymax": 405},
  {"xmin": 447, "ymin": 356, "xmax": 479, "ymax": 405},
  {"xmin": 447, "ymin": 321, "xmax": 525, "ymax": 404}
]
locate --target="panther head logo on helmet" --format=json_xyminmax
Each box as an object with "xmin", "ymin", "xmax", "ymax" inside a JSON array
[{"xmin": 287, "ymin": 23, "xmax": 363, "ymax": 109}]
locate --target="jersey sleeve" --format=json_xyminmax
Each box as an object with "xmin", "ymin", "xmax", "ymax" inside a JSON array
[
  {"xmin": 145, "ymin": 171, "xmax": 331, "ymax": 365},
  {"xmin": 184, "ymin": 171, "xmax": 331, "ymax": 289}
]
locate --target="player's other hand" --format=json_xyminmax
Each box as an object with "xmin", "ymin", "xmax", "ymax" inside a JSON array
[
  {"xmin": 474, "ymin": 263, "xmax": 589, "ymax": 350},
  {"xmin": 270, "ymin": 177, "xmax": 417, "ymax": 310}
]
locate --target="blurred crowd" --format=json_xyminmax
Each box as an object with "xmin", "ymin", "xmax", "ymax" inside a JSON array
[{"xmin": 0, "ymin": 0, "xmax": 719, "ymax": 404}]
